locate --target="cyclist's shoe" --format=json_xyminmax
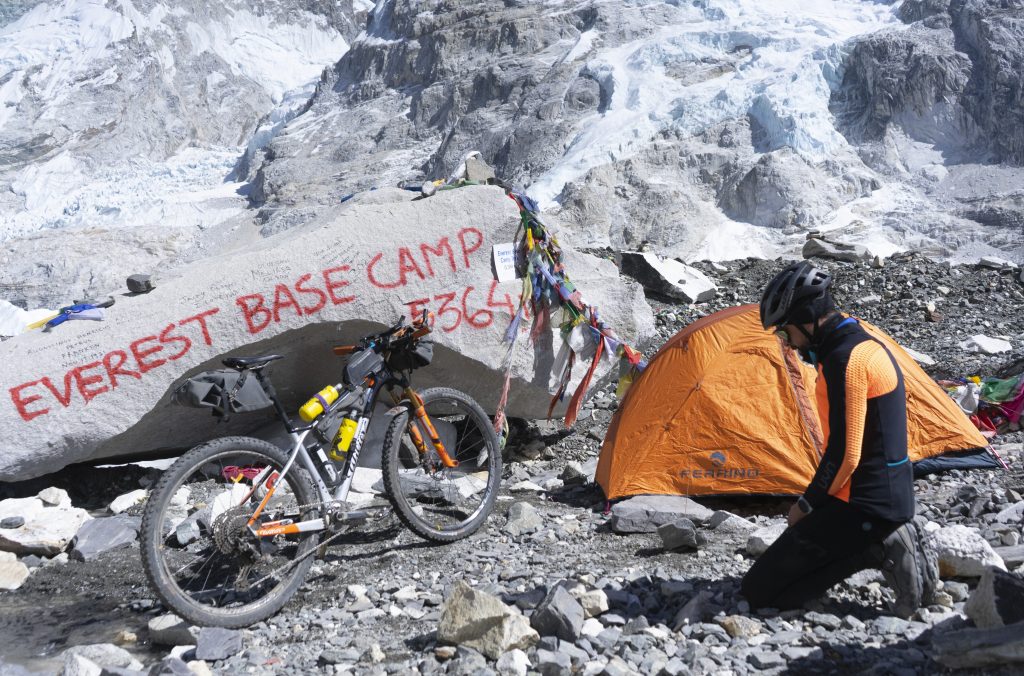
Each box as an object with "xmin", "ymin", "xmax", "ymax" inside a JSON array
[
  {"xmin": 880, "ymin": 522, "xmax": 924, "ymax": 619},
  {"xmin": 913, "ymin": 515, "xmax": 940, "ymax": 606}
]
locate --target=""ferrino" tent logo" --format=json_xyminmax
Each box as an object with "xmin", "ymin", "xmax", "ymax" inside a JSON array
[{"xmin": 679, "ymin": 451, "xmax": 761, "ymax": 480}]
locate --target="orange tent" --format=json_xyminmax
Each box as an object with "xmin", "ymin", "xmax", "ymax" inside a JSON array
[{"xmin": 596, "ymin": 305, "xmax": 993, "ymax": 500}]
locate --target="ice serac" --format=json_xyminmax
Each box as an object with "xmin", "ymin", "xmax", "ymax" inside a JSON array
[{"xmin": 0, "ymin": 187, "xmax": 654, "ymax": 481}]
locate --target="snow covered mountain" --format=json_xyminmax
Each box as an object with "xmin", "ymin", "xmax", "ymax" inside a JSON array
[
  {"xmin": 0, "ymin": 0, "xmax": 364, "ymax": 314},
  {"xmin": 0, "ymin": 0, "xmax": 1021, "ymax": 317}
]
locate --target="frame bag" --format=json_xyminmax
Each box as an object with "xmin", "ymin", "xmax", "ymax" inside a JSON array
[{"xmin": 173, "ymin": 369, "xmax": 273, "ymax": 420}]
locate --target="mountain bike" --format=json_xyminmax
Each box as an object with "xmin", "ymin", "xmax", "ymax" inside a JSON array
[{"xmin": 140, "ymin": 312, "xmax": 502, "ymax": 627}]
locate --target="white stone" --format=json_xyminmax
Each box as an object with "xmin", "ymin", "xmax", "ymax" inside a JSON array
[
  {"xmin": 0, "ymin": 496, "xmax": 91, "ymax": 556},
  {"xmin": 994, "ymin": 502, "xmax": 1024, "ymax": 524},
  {"xmin": 37, "ymin": 487, "xmax": 69, "ymax": 507},
  {"xmin": 572, "ymin": 589, "xmax": 609, "ymax": 618},
  {"xmin": 903, "ymin": 347, "xmax": 936, "ymax": 366},
  {"xmin": 927, "ymin": 525, "xmax": 1007, "ymax": 577},
  {"xmin": 64, "ymin": 654, "xmax": 102, "ymax": 676},
  {"xmin": 979, "ymin": 256, "xmax": 1016, "ymax": 270},
  {"xmin": 0, "ymin": 556, "xmax": 30, "ymax": 590},
  {"xmin": 708, "ymin": 510, "xmax": 757, "ymax": 533},
  {"xmin": 509, "ymin": 480, "xmax": 545, "ymax": 492},
  {"xmin": 0, "ymin": 187, "xmax": 654, "ymax": 482},
  {"xmin": 495, "ymin": 649, "xmax": 531, "ymax": 676},
  {"xmin": 747, "ymin": 523, "xmax": 788, "ymax": 557},
  {"xmin": 170, "ymin": 486, "xmax": 191, "ymax": 507},
  {"xmin": 187, "ymin": 661, "xmax": 214, "ymax": 676},
  {"xmin": 108, "ymin": 489, "xmax": 148, "ymax": 514},
  {"xmin": 62, "ymin": 644, "xmax": 143, "ymax": 672},
  {"xmin": 580, "ymin": 617, "xmax": 604, "ymax": 638},
  {"xmin": 959, "ymin": 335, "xmax": 1013, "ymax": 355},
  {"xmin": 621, "ymin": 252, "xmax": 717, "ymax": 303},
  {"xmin": 350, "ymin": 467, "xmax": 383, "ymax": 494}
]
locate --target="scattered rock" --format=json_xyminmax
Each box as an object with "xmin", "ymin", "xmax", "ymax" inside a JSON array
[
  {"xmin": 437, "ymin": 581, "xmax": 539, "ymax": 660},
  {"xmin": 959, "ymin": 334, "xmax": 1013, "ymax": 355},
  {"xmin": 495, "ymin": 649, "xmax": 530, "ymax": 676},
  {"xmin": 931, "ymin": 621, "xmax": 1024, "ymax": 668},
  {"xmin": 0, "ymin": 517, "xmax": 25, "ymax": 529},
  {"xmin": 530, "ymin": 585, "xmax": 585, "ymax": 641},
  {"xmin": 570, "ymin": 588, "xmax": 609, "ymax": 619},
  {"xmin": 965, "ymin": 566, "xmax": 1024, "ymax": 628},
  {"xmin": 927, "ymin": 525, "xmax": 1007, "ymax": 577},
  {"xmin": 37, "ymin": 488, "xmax": 69, "ymax": 507},
  {"xmin": 657, "ymin": 519, "xmax": 703, "ymax": 551},
  {"xmin": 609, "ymin": 495, "xmax": 714, "ymax": 533},
  {"xmin": 747, "ymin": 523, "xmax": 787, "ymax": 557},
  {"xmin": 715, "ymin": 615, "xmax": 762, "ymax": 638},
  {"xmin": 707, "ymin": 510, "xmax": 757, "ymax": 533},
  {"xmin": 126, "ymin": 274, "xmax": 155, "ymax": 294},
  {"xmin": 503, "ymin": 502, "xmax": 544, "ymax": 537},
  {"xmin": 148, "ymin": 615, "xmax": 198, "ymax": 647},
  {"xmin": 194, "ymin": 627, "xmax": 243, "ymax": 661},
  {"xmin": 994, "ymin": 545, "xmax": 1024, "ymax": 569},
  {"xmin": 620, "ymin": 252, "xmax": 717, "ymax": 304},
  {"xmin": 802, "ymin": 236, "xmax": 871, "ymax": 263},
  {"xmin": 61, "ymin": 644, "xmax": 142, "ymax": 673},
  {"xmin": 0, "ymin": 551, "xmax": 29, "ymax": 591},
  {"xmin": 108, "ymin": 489, "xmax": 148, "ymax": 515},
  {"xmin": 70, "ymin": 515, "xmax": 140, "ymax": 562}
]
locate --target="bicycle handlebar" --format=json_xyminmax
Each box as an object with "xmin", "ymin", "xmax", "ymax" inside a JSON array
[{"xmin": 332, "ymin": 311, "xmax": 433, "ymax": 357}]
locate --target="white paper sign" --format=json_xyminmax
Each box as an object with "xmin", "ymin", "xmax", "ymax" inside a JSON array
[{"xmin": 492, "ymin": 242, "xmax": 518, "ymax": 282}]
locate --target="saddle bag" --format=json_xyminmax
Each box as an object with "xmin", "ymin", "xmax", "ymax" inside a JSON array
[{"xmin": 173, "ymin": 369, "xmax": 273, "ymax": 419}]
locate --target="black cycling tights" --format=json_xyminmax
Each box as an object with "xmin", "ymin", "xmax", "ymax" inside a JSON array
[{"xmin": 741, "ymin": 497, "xmax": 904, "ymax": 610}]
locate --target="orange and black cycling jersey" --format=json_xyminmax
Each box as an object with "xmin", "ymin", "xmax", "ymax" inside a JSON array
[{"xmin": 803, "ymin": 316, "xmax": 915, "ymax": 522}]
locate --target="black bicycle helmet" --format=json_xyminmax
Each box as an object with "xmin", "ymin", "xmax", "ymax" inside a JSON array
[{"xmin": 759, "ymin": 261, "xmax": 833, "ymax": 329}]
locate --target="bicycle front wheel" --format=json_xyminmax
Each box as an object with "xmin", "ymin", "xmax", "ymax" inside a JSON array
[
  {"xmin": 140, "ymin": 437, "xmax": 320, "ymax": 627},
  {"xmin": 382, "ymin": 387, "xmax": 502, "ymax": 543}
]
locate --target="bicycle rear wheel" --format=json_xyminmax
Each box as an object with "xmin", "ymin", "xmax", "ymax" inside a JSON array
[
  {"xmin": 382, "ymin": 387, "xmax": 502, "ymax": 542},
  {"xmin": 140, "ymin": 437, "xmax": 320, "ymax": 627}
]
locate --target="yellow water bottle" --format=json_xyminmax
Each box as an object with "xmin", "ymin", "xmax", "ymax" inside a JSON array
[
  {"xmin": 298, "ymin": 385, "xmax": 342, "ymax": 422},
  {"xmin": 330, "ymin": 418, "xmax": 360, "ymax": 461}
]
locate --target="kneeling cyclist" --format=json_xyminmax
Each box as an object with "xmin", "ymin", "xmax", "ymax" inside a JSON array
[{"xmin": 741, "ymin": 261, "xmax": 937, "ymax": 618}]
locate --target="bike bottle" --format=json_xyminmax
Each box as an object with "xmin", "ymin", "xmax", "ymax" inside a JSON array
[
  {"xmin": 299, "ymin": 384, "xmax": 342, "ymax": 422},
  {"xmin": 329, "ymin": 417, "xmax": 360, "ymax": 461}
]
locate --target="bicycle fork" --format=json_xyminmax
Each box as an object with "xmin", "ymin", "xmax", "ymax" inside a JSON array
[{"xmin": 404, "ymin": 388, "xmax": 458, "ymax": 468}]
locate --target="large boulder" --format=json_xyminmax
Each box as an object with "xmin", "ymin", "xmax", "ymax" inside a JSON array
[{"xmin": 0, "ymin": 187, "xmax": 653, "ymax": 480}]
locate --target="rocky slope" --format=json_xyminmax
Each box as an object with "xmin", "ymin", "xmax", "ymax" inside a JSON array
[{"xmin": 252, "ymin": 0, "xmax": 1024, "ymax": 264}]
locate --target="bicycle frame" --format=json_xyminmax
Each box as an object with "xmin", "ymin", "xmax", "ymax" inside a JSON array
[{"xmin": 242, "ymin": 364, "xmax": 457, "ymax": 538}]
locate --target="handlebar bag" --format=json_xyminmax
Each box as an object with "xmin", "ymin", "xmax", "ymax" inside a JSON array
[
  {"xmin": 387, "ymin": 339, "xmax": 434, "ymax": 372},
  {"xmin": 173, "ymin": 369, "xmax": 273, "ymax": 418}
]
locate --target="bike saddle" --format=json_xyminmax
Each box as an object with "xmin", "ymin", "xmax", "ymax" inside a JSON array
[{"xmin": 222, "ymin": 354, "xmax": 284, "ymax": 370}]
